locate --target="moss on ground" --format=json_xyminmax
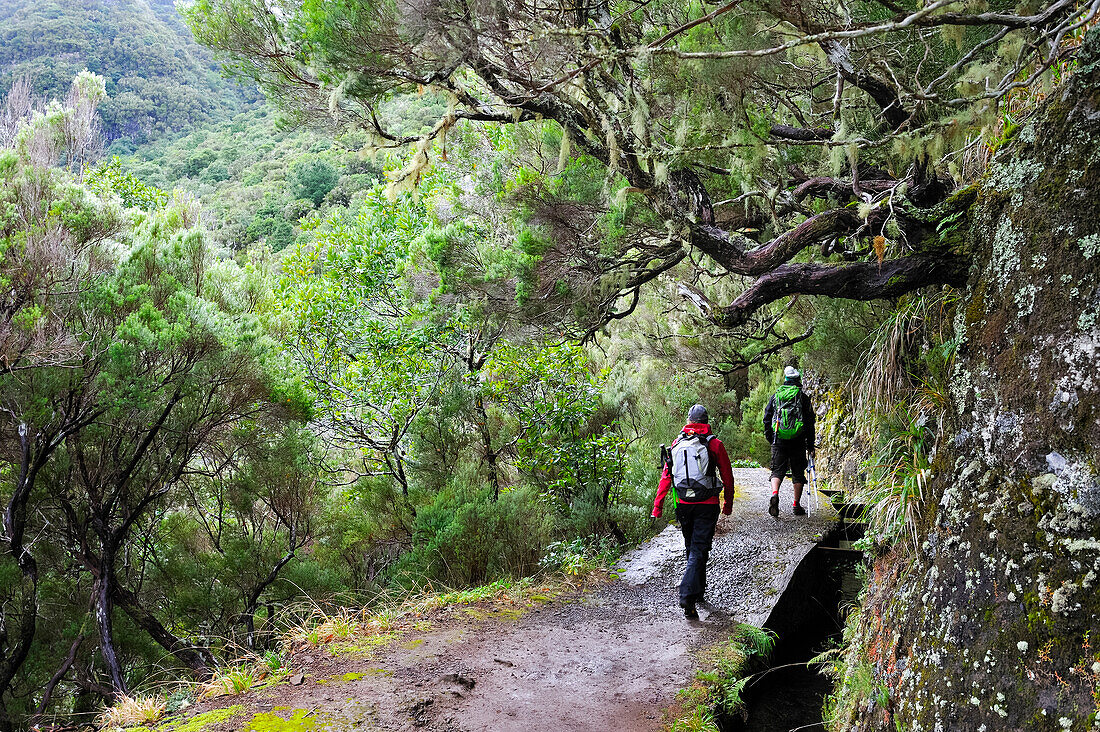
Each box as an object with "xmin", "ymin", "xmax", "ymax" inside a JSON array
[
  {"xmin": 149, "ymin": 705, "xmax": 245, "ymax": 732},
  {"xmin": 244, "ymin": 709, "xmax": 321, "ymax": 731}
]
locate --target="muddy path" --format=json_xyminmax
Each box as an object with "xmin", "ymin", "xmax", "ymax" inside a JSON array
[{"xmin": 194, "ymin": 468, "xmax": 834, "ymax": 731}]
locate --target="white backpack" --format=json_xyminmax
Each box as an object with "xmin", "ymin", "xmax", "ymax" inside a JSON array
[{"xmin": 670, "ymin": 433, "xmax": 722, "ymax": 502}]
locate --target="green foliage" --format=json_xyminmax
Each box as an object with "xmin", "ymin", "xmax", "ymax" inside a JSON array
[
  {"xmin": 537, "ymin": 538, "xmax": 616, "ymax": 576},
  {"xmin": 0, "ymin": 75, "xmax": 124, "ymax": 375},
  {"xmin": 289, "ymin": 157, "xmax": 339, "ymax": 207},
  {"xmin": 795, "ymin": 299, "xmax": 884, "ymax": 380},
  {"xmin": 246, "ymin": 195, "xmax": 295, "ymax": 250},
  {"xmin": 278, "ymin": 186, "xmax": 441, "ymax": 454},
  {"xmin": 0, "ymin": 90, "xmax": 331, "ymax": 721},
  {"xmin": 666, "ymin": 624, "xmax": 777, "ymax": 732},
  {"xmin": 842, "ymin": 293, "xmax": 957, "ymax": 555},
  {"xmin": 399, "ymin": 486, "xmax": 553, "ymax": 587},
  {"xmin": 118, "ymin": 106, "xmax": 386, "ymax": 250},
  {"xmin": 486, "ymin": 344, "xmax": 623, "ymax": 509},
  {"xmin": 851, "ymin": 411, "xmax": 933, "ymax": 555},
  {"xmin": 0, "ymin": 0, "xmax": 250, "ymax": 143},
  {"xmin": 86, "ymin": 156, "xmax": 169, "ymax": 210},
  {"xmin": 823, "ymin": 612, "xmax": 893, "ymax": 732}
]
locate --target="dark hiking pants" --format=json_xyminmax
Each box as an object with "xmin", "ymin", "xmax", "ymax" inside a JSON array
[{"xmin": 675, "ymin": 501, "xmax": 720, "ymax": 604}]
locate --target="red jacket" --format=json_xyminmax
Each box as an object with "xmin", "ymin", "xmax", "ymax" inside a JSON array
[{"xmin": 652, "ymin": 423, "xmax": 735, "ymax": 516}]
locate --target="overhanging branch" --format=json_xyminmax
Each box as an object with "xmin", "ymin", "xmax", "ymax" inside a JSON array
[
  {"xmin": 713, "ymin": 256, "xmax": 970, "ymax": 327},
  {"xmin": 690, "ymin": 207, "xmax": 869, "ymax": 276}
]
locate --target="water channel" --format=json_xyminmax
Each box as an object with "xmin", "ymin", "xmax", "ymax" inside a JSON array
[{"xmin": 726, "ymin": 512, "xmax": 866, "ymax": 732}]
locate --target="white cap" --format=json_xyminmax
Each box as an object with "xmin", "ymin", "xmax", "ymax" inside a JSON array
[{"xmin": 784, "ymin": 366, "xmax": 800, "ymax": 379}]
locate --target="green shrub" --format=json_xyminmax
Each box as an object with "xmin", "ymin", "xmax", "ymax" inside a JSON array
[
  {"xmin": 289, "ymin": 157, "xmax": 339, "ymax": 207},
  {"xmin": 399, "ymin": 486, "xmax": 554, "ymax": 587}
]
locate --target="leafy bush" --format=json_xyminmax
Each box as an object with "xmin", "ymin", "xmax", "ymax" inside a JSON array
[
  {"xmin": 86, "ymin": 157, "xmax": 168, "ymax": 210},
  {"xmin": 290, "ymin": 157, "xmax": 339, "ymax": 207},
  {"xmin": 538, "ymin": 536, "xmax": 619, "ymax": 575},
  {"xmin": 400, "ymin": 486, "xmax": 554, "ymax": 587}
]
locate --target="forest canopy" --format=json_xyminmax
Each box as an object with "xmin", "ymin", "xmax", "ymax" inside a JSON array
[{"xmin": 186, "ymin": 0, "xmax": 1096, "ymax": 339}]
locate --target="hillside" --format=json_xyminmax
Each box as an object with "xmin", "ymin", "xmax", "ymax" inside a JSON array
[
  {"xmin": 0, "ymin": 0, "xmax": 251, "ymax": 144},
  {"xmin": 114, "ymin": 92, "xmax": 448, "ymax": 251}
]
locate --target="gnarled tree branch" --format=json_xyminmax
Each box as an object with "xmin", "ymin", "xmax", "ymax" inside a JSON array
[{"xmin": 713, "ymin": 255, "xmax": 970, "ymax": 327}]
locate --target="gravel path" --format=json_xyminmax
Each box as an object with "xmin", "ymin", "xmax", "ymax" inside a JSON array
[{"xmin": 199, "ymin": 468, "xmax": 835, "ymax": 731}]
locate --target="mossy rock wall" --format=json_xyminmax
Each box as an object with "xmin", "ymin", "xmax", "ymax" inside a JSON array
[
  {"xmin": 816, "ymin": 388, "xmax": 870, "ymax": 494},
  {"xmin": 840, "ymin": 30, "xmax": 1100, "ymax": 732}
]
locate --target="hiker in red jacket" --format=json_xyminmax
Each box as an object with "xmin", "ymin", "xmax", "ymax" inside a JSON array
[{"xmin": 651, "ymin": 404, "xmax": 735, "ymax": 618}]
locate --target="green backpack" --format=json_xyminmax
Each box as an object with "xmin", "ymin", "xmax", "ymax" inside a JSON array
[{"xmin": 771, "ymin": 384, "xmax": 805, "ymax": 441}]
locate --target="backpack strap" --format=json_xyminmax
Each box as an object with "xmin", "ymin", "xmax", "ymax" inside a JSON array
[
  {"xmin": 703, "ymin": 434, "xmax": 716, "ymax": 477},
  {"xmin": 686, "ymin": 433, "xmax": 717, "ymax": 477}
]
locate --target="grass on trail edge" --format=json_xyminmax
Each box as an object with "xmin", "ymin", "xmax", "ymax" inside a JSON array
[{"xmin": 663, "ymin": 624, "xmax": 777, "ymax": 732}]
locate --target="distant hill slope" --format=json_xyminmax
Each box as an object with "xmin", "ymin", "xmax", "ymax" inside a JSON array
[
  {"xmin": 115, "ymin": 93, "xmax": 446, "ymax": 251},
  {"xmin": 0, "ymin": 0, "xmax": 252, "ymax": 144}
]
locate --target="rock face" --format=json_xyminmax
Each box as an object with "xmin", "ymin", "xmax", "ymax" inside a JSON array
[{"xmin": 838, "ymin": 31, "xmax": 1100, "ymax": 731}]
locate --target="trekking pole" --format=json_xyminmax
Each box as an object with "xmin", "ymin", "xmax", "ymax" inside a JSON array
[{"xmin": 808, "ymin": 456, "xmax": 818, "ymax": 514}]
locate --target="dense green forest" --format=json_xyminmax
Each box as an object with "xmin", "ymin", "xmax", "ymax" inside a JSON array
[
  {"xmin": 2, "ymin": 0, "xmax": 1099, "ymax": 729},
  {"xmin": 0, "ymin": 0, "xmax": 251, "ymax": 143}
]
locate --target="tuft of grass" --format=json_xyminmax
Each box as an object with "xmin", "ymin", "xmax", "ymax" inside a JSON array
[
  {"xmin": 286, "ymin": 608, "xmax": 364, "ymax": 649},
  {"xmin": 844, "ymin": 292, "xmax": 956, "ymax": 555},
  {"xmin": 97, "ymin": 695, "xmax": 167, "ymax": 729},
  {"xmin": 663, "ymin": 624, "xmax": 776, "ymax": 731},
  {"xmin": 198, "ymin": 653, "xmax": 291, "ymax": 700},
  {"xmin": 198, "ymin": 665, "xmax": 258, "ymax": 700}
]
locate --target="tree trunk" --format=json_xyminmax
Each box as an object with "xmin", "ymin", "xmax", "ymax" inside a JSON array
[
  {"xmin": 94, "ymin": 562, "xmax": 126, "ymax": 695},
  {"xmin": 29, "ymin": 635, "xmax": 83, "ymax": 725},
  {"xmin": 474, "ymin": 394, "xmax": 501, "ymax": 500},
  {"xmin": 384, "ymin": 451, "xmax": 416, "ymax": 518},
  {"xmin": 0, "ymin": 426, "xmax": 43, "ymax": 725},
  {"xmin": 241, "ymin": 529, "xmax": 297, "ymax": 650}
]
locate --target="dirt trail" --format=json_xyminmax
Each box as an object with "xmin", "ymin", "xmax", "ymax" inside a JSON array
[{"xmin": 197, "ymin": 468, "xmax": 834, "ymax": 731}]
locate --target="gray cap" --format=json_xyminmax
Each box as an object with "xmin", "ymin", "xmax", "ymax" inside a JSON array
[
  {"xmin": 687, "ymin": 404, "xmax": 709, "ymax": 424},
  {"xmin": 784, "ymin": 366, "xmax": 800, "ymax": 379}
]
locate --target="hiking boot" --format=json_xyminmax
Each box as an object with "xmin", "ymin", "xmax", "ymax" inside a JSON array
[
  {"xmin": 768, "ymin": 494, "xmax": 779, "ymax": 517},
  {"xmin": 680, "ymin": 599, "xmax": 699, "ymax": 619},
  {"xmin": 792, "ymin": 503, "xmax": 807, "ymax": 516}
]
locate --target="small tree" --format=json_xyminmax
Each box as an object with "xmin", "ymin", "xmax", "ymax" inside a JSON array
[
  {"xmin": 279, "ymin": 188, "xmax": 447, "ymax": 513},
  {"xmin": 289, "ymin": 157, "xmax": 339, "ymax": 207}
]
